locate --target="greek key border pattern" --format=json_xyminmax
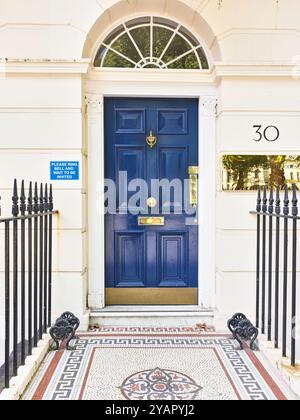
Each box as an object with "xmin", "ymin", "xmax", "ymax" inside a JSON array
[{"xmin": 46, "ymin": 336, "xmax": 278, "ymax": 401}]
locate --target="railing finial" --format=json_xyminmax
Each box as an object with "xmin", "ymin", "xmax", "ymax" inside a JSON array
[
  {"xmin": 44, "ymin": 184, "xmax": 49, "ymax": 212},
  {"xmin": 256, "ymin": 186, "xmax": 262, "ymax": 212},
  {"xmin": 292, "ymin": 184, "xmax": 298, "ymax": 217},
  {"xmin": 12, "ymin": 179, "xmax": 19, "ymax": 217},
  {"xmin": 262, "ymin": 186, "xmax": 268, "ymax": 213},
  {"xmin": 275, "ymin": 185, "xmax": 281, "ymax": 215},
  {"xmin": 27, "ymin": 182, "xmax": 33, "ymax": 214},
  {"xmin": 33, "ymin": 182, "xmax": 39, "ymax": 214},
  {"xmin": 49, "ymin": 184, "xmax": 54, "ymax": 212},
  {"xmin": 39, "ymin": 183, "xmax": 44, "ymax": 213},
  {"xmin": 20, "ymin": 180, "xmax": 26, "ymax": 216},
  {"xmin": 283, "ymin": 185, "xmax": 290, "ymax": 216},
  {"xmin": 268, "ymin": 186, "xmax": 274, "ymax": 214}
]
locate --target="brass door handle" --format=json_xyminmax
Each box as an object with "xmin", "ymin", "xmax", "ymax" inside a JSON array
[
  {"xmin": 146, "ymin": 131, "xmax": 157, "ymax": 148},
  {"xmin": 189, "ymin": 166, "xmax": 199, "ymax": 208}
]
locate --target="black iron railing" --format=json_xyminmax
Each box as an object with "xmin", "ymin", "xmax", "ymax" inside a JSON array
[
  {"xmin": 251, "ymin": 185, "xmax": 299, "ymax": 366},
  {"xmin": 0, "ymin": 180, "xmax": 58, "ymax": 391}
]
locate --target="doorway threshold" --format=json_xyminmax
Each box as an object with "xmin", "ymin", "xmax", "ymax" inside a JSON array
[
  {"xmin": 92, "ymin": 305, "xmax": 211, "ymax": 313},
  {"xmin": 90, "ymin": 307, "xmax": 214, "ymax": 328}
]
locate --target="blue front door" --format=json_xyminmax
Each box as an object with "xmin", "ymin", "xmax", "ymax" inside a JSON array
[{"xmin": 105, "ymin": 98, "xmax": 198, "ymax": 305}]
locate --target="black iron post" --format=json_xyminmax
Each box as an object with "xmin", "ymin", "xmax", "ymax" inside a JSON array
[
  {"xmin": 274, "ymin": 186, "xmax": 281, "ymax": 349},
  {"xmin": 268, "ymin": 187, "xmax": 274, "ymax": 341},
  {"xmin": 256, "ymin": 187, "xmax": 261, "ymax": 328},
  {"xmin": 48, "ymin": 185, "xmax": 53, "ymax": 327},
  {"xmin": 12, "ymin": 180, "xmax": 19, "ymax": 376},
  {"xmin": 20, "ymin": 180, "xmax": 26, "ymax": 365},
  {"xmin": 39, "ymin": 184, "xmax": 44, "ymax": 339},
  {"xmin": 33, "ymin": 183, "xmax": 39, "ymax": 347},
  {"xmin": 291, "ymin": 185, "xmax": 298, "ymax": 367},
  {"xmin": 261, "ymin": 186, "xmax": 268, "ymax": 334},
  {"xmin": 282, "ymin": 185, "xmax": 289, "ymax": 358}
]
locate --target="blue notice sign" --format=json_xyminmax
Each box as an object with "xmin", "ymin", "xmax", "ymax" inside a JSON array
[{"xmin": 50, "ymin": 161, "xmax": 79, "ymax": 181}]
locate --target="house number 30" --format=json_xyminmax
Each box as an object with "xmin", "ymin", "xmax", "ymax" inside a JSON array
[{"xmin": 253, "ymin": 125, "xmax": 280, "ymax": 142}]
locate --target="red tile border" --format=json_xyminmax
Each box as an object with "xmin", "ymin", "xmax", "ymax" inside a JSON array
[
  {"xmin": 31, "ymin": 351, "xmax": 64, "ymax": 400},
  {"xmin": 245, "ymin": 349, "xmax": 288, "ymax": 401}
]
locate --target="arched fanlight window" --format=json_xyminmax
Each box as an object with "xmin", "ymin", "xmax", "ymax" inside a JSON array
[{"xmin": 94, "ymin": 17, "xmax": 209, "ymax": 70}]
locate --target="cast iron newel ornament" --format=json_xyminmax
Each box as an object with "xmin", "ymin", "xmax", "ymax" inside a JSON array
[
  {"xmin": 50, "ymin": 312, "xmax": 80, "ymax": 351},
  {"xmin": 228, "ymin": 314, "xmax": 259, "ymax": 350}
]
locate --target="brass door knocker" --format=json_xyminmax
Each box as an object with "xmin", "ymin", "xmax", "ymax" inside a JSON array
[{"xmin": 146, "ymin": 131, "xmax": 157, "ymax": 149}]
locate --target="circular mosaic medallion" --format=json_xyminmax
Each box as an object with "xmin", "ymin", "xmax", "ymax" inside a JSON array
[{"xmin": 120, "ymin": 368, "xmax": 202, "ymax": 400}]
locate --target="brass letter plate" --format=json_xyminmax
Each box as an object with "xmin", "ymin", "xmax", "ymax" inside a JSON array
[
  {"xmin": 188, "ymin": 166, "xmax": 199, "ymax": 175},
  {"xmin": 138, "ymin": 217, "xmax": 165, "ymax": 226},
  {"xmin": 188, "ymin": 166, "xmax": 199, "ymax": 208}
]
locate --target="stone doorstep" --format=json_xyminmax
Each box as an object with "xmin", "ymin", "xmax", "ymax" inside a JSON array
[
  {"xmin": 258, "ymin": 334, "xmax": 300, "ymax": 399},
  {"xmin": 0, "ymin": 336, "xmax": 50, "ymax": 401},
  {"xmin": 90, "ymin": 310, "xmax": 214, "ymax": 328}
]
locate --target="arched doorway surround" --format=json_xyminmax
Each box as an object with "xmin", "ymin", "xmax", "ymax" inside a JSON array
[{"xmin": 83, "ymin": 5, "xmax": 219, "ymax": 315}]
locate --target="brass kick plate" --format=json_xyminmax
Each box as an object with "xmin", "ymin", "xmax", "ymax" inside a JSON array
[
  {"xmin": 138, "ymin": 217, "xmax": 165, "ymax": 226},
  {"xmin": 106, "ymin": 288, "xmax": 198, "ymax": 305}
]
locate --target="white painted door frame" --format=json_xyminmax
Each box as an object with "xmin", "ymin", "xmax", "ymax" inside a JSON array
[{"xmin": 85, "ymin": 69, "xmax": 218, "ymax": 313}]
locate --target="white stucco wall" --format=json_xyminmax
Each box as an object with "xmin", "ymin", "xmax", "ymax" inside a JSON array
[
  {"xmin": 217, "ymin": 75, "xmax": 300, "ymax": 319},
  {"xmin": 0, "ymin": 72, "xmax": 87, "ymax": 318},
  {"xmin": 0, "ymin": 0, "xmax": 300, "ymax": 332}
]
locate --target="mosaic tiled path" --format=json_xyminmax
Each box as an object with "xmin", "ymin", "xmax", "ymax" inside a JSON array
[{"xmin": 23, "ymin": 328, "xmax": 295, "ymax": 400}]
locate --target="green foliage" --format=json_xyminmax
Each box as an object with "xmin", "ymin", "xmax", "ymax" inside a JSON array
[{"xmin": 223, "ymin": 155, "xmax": 300, "ymax": 191}]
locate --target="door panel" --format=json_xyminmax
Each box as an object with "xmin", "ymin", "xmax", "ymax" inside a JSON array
[
  {"xmin": 105, "ymin": 98, "xmax": 199, "ymax": 305},
  {"xmin": 157, "ymin": 109, "xmax": 188, "ymax": 134},
  {"xmin": 115, "ymin": 232, "xmax": 145, "ymax": 287},
  {"xmin": 159, "ymin": 148, "xmax": 188, "ymax": 180},
  {"xmin": 159, "ymin": 147, "xmax": 188, "ymax": 211},
  {"xmin": 158, "ymin": 232, "xmax": 188, "ymax": 287},
  {"xmin": 115, "ymin": 146, "xmax": 146, "ymax": 209},
  {"xmin": 115, "ymin": 109, "xmax": 145, "ymax": 133}
]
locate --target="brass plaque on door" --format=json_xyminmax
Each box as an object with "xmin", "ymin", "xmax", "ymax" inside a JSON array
[{"xmin": 138, "ymin": 217, "xmax": 165, "ymax": 226}]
